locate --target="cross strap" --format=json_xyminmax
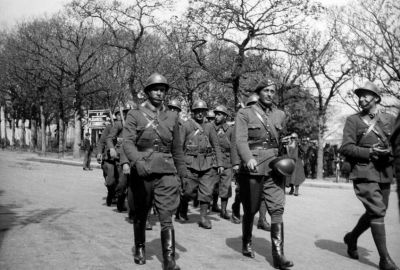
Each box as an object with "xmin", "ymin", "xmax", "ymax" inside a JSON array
[{"xmin": 251, "ymin": 105, "xmax": 280, "ymax": 145}]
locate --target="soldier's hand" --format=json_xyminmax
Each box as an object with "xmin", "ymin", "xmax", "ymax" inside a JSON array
[
  {"xmin": 109, "ymin": 148, "xmax": 117, "ymax": 159},
  {"xmin": 96, "ymin": 154, "xmax": 102, "ymax": 164},
  {"xmin": 217, "ymin": 166, "xmax": 224, "ymax": 175},
  {"xmin": 371, "ymin": 147, "xmax": 391, "ymax": 160},
  {"xmin": 232, "ymin": 165, "xmax": 240, "ymax": 174},
  {"xmin": 246, "ymin": 159, "xmax": 258, "ymax": 172},
  {"xmin": 122, "ymin": 163, "xmax": 130, "ymax": 175}
]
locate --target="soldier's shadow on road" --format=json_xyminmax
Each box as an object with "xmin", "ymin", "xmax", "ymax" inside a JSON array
[
  {"xmin": 130, "ymin": 237, "xmax": 187, "ymax": 266},
  {"xmin": 226, "ymin": 236, "xmax": 274, "ymax": 266},
  {"xmin": 315, "ymin": 239, "xmax": 378, "ymax": 268}
]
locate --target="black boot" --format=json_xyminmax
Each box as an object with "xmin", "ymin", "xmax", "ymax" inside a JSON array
[
  {"xmin": 344, "ymin": 213, "xmax": 370, "ymax": 260},
  {"xmin": 271, "ymin": 223, "xmax": 293, "ymax": 269},
  {"xmin": 161, "ymin": 229, "xmax": 180, "ymax": 270},
  {"xmin": 178, "ymin": 198, "xmax": 189, "ymax": 221},
  {"xmin": 133, "ymin": 221, "xmax": 146, "ymax": 265},
  {"xmin": 257, "ymin": 201, "xmax": 271, "ymax": 231},
  {"xmin": 370, "ymin": 222, "xmax": 400, "ymax": 270},
  {"xmin": 242, "ymin": 214, "xmax": 254, "ymax": 258},
  {"xmin": 220, "ymin": 198, "xmax": 231, "ymax": 219},
  {"xmin": 198, "ymin": 202, "xmax": 212, "ymax": 229},
  {"xmin": 211, "ymin": 194, "xmax": 221, "ymax": 213},
  {"xmin": 288, "ymin": 185, "xmax": 294, "ymax": 195},
  {"xmin": 106, "ymin": 186, "xmax": 114, "ymax": 206},
  {"xmin": 117, "ymin": 192, "xmax": 127, "ymax": 212}
]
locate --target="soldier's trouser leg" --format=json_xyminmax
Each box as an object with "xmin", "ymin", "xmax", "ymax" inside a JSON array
[
  {"xmin": 116, "ymin": 165, "xmax": 128, "ymax": 212},
  {"xmin": 104, "ymin": 161, "xmax": 117, "ymax": 206},
  {"xmin": 263, "ymin": 173, "xmax": 293, "ymax": 269},
  {"xmin": 180, "ymin": 169, "xmax": 200, "ymax": 220},
  {"xmin": 219, "ymin": 168, "xmax": 232, "ymax": 219},
  {"xmin": 197, "ymin": 169, "xmax": 218, "ymax": 229},
  {"xmin": 238, "ymin": 174, "xmax": 264, "ymax": 258},
  {"xmin": 83, "ymin": 151, "xmax": 89, "ymax": 169},
  {"xmin": 352, "ymin": 181, "xmax": 398, "ymax": 269},
  {"xmin": 257, "ymin": 199, "xmax": 271, "ymax": 231}
]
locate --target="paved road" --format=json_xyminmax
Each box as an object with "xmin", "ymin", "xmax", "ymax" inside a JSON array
[{"xmin": 0, "ymin": 150, "xmax": 399, "ymax": 270}]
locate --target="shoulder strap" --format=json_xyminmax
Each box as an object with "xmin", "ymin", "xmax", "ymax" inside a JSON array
[
  {"xmin": 190, "ymin": 119, "xmax": 204, "ymax": 136},
  {"xmin": 251, "ymin": 105, "xmax": 280, "ymax": 144}
]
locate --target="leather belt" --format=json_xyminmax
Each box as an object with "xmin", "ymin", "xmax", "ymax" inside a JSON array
[
  {"xmin": 249, "ymin": 141, "xmax": 278, "ymax": 150},
  {"xmin": 137, "ymin": 145, "xmax": 171, "ymax": 153}
]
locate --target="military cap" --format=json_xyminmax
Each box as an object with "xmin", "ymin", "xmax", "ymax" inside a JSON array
[
  {"xmin": 214, "ymin": 105, "xmax": 229, "ymax": 116},
  {"xmin": 144, "ymin": 73, "xmax": 169, "ymax": 92},
  {"xmin": 354, "ymin": 81, "xmax": 381, "ymax": 103},
  {"xmin": 192, "ymin": 99, "xmax": 208, "ymax": 111},
  {"xmin": 254, "ymin": 78, "xmax": 277, "ymax": 93},
  {"xmin": 168, "ymin": 99, "xmax": 182, "ymax": 111}
]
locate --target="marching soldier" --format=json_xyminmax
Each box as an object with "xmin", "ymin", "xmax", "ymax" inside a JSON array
[
  {"xmin": 212, "ymin": 105, "xmax": 233, "ymax": 219},
  {"xmin": 178, "ymin": 100, "xmax": 224, "ymax": 229},
  {"xmin": 122, "ymin": 73, "xmax": 186, "ymax": 270},
  {"xmin": 96, "ymin": 114, "xmax": 120, "ymax": 206},
  {"xmin": 106, "ymin": 107, "xmax": 131, "ymax": 212},
  {"xmin": 340, "ymin": 81, "xmax": 398, "ymax": 270},
  {"xmin": 234, "ymin": 78, "xmax": 294, "ymax": 269}
]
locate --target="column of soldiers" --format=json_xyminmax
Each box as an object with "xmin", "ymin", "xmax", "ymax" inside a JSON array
[{"xmin": 93, "ymin": 74, "xmax": 398, "ymax": 270}]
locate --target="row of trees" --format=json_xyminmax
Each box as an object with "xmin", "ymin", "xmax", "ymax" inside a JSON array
[{"xmin": 0, "ymin": 0, "xmax": 399, "ymax": 178}]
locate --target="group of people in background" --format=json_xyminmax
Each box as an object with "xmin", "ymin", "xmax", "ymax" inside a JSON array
[{"xmin": 81, "ymin": 73, "xmax": 398, "ymax": 270}]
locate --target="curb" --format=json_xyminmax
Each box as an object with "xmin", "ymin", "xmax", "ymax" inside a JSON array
[{"xmin": 25, "ymin": 157, "xmax": 101, "ymax": 169}]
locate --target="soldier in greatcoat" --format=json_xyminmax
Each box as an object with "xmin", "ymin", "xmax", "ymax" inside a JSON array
[
  {"xmin": 122, "ymin": 73, "xmax": 186, "ymax": 270},
  {"xmin": 234, "ymin": 79, "xmax": 294, "ymax": 269},
  {"xmin": 340, "ymin": 81, "xmax": 398, "ymax": 270}
]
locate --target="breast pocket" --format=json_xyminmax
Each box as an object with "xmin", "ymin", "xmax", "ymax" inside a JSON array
[{"xmin": 248, "ymin": 125, "xmax": 262, "ymax": 140}]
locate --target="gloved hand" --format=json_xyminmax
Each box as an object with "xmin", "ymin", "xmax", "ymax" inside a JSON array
[{"xmin": 122, "ymin": 163, "xmax": 130, "ymax": 175}]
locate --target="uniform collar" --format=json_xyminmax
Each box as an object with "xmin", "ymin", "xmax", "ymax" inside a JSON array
[
  {"xmin": 214, "ymin": 122, "xmax": 228, "ymax": 131},
  {"xmin": 141, "ymin": 100, "xmax": 166, "ymax": 113},
  {"xmin": 256, "ymin": 101, "xmax": 275, "ymax": 114}
]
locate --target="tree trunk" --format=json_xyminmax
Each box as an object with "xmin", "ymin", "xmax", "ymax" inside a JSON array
[
  {"xmin": 0, "ymin": 106, "xmax": 6, "ymax": 147},
  {"xmin": 10, "ymin": 118, "xmax": 15, "ymax": 148},
  {"xmin": 21, "ymin": 119, "xmax": 26, "ymax": 148},
  {"xmin": 316, "ymin": 116, "xmax": 325, "ymax": 180},
  {"xmin": 73, "ymin": 110, "xmax": 82, "ymax": 159},
  {"xmin": 58, "ymin": 118, "xmax": 65, "ymax": 158},
  {"xmin": 30, "ymin": 119, "xmax": 37, "ymax": 151},
  {"xmin": 40, "ymin": 104, "xmax": 46, "ymax": 155}
]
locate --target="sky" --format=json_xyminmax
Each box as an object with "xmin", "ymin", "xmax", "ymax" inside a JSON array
[{"xmin": 0, "ymin": 0, "xmax": 351, "ymax": 30}]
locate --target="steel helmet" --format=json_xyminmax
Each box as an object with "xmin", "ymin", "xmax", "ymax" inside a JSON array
[
  {"xmin": 214, "ymin": 105, "xmax": 229, "ymax": 116},
  {"xmin": 144, "ymin": 73, "xmax": 169, "ymax": 92},
  {"xmin": 246, "ymin": 94, "xmax": 259, "ymax": 106},
  {"xmin": 354, "ymin": 81, "xmax": 381, "ymax": 103},
  {"xmin": 206, "ymin": 110, "xmax": 215, "ymax": 119},
  {"xmin": 168, "ymin": 99, "xmax": 182, "ymax": 111},
  {"xmin": 192, "ymin": 99, "xmax": 208, "ymax": 111},
  {"xmin": 269, "ymin": 157, "xmax": 295, "ymax": 176}
]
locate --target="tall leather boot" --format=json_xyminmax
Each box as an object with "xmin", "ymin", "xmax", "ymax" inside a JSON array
[
  {"xmin": 344, "ymin": 213, "xmax": 370, "ymax": 259},
  {"xmin": 257, "ymin": 201, "xmax": 271, "ymax": 231},
  {"xmin": 198, "ymin": 202, "xmax": 212, "ymax": 229},
  {"xmin": 161, "ymin": 229, "xmax": 180, "ymax": 270},
  {"xmin": 220, "ymin": 198, "xmax": 231, "ymax": 219},
  {"xmin": 242, "ymin": 214, "xmax": 255, "ymax": 258},
  {"xmin": 370, "ymin": 222, "xmax": 400, "ymax": 270},
  {"xmin": 271, "ymin": 223, "xmax": 293, "ymax": 269},
  {"xmin": 288, "ymin": 185, "xmax": 294, "ymax": 195},
  {"xmin": 117, "ymin": 192, "xmax": 127, "ymax": 212},
  {"xmin": 106, "ymin": 186, "xmax": 114, "ymax": 206},
  {"xmin": 133, "ymin": 220, "xmax": 146, "ymax": 265}
]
